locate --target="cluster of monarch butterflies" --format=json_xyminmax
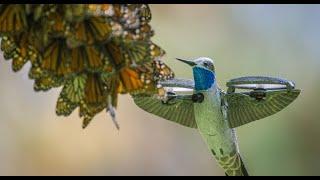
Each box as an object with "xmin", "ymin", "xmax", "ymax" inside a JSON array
[{"xmin": 0, "ymin": 4, "xmax": 174, "ymax": 128}]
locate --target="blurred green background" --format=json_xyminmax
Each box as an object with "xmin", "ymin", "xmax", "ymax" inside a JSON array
[{"xmin": 0, "ymin": 4, "xmax": 319, "ymax": 176}]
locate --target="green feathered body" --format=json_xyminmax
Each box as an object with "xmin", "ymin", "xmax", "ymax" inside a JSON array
[{"xmin": 194, "ymin": 85, "xmax": 247, "ymax": 176}]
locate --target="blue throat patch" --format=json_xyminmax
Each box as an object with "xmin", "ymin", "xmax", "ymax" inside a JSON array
[{"xmin": 193, "ymin": 66, "xmax": 216, "ymax": 91}]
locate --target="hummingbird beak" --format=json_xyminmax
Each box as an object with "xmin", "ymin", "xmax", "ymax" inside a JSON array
[{"xmin": 176, "ymin": 58, "xmax": 197, "ymax": 67}]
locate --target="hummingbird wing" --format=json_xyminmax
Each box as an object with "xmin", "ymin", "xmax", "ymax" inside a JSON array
[
  {"xmin": 158, "ymin": 78, "xmax": 195, "ymax": 89},
  {"xmin": 224, "ymin": 76, "xmax": 301, "ymax": 128},
  {"xmin": 132, "ymin": 78, "xmax": 197, "ymax": 128}
]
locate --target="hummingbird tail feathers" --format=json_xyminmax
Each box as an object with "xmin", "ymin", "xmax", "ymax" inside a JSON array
[
  {"xmin": 216, "ymin": 152, "xmax": 249, "ymax": 176},
  {"xmin": 239, "ymin": 156, "xmax": 249, "ymax": 176}
]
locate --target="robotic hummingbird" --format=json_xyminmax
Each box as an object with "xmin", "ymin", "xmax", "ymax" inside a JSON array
[{"xmin": 133, "ymin": 57, "xmax": 301, "ymax": 176}]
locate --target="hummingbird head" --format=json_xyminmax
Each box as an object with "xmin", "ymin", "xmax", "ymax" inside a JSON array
[
  {"xmin": 176, "ymin": 57, "xmax": 215, "ymax": 72},
  {"xmin": 176, "ymin": 57, "xmax": 216, "ymax": 91}
]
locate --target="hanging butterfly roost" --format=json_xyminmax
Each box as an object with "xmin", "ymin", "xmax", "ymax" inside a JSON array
[{"xmin": 0, "ymin": 4, "xmax": 174, "ymax": 128}]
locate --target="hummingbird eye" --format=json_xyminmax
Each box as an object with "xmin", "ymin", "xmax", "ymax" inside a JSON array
[{"xmin": 203, "ymin": 61, "xmax": 214, "ymax": 71}]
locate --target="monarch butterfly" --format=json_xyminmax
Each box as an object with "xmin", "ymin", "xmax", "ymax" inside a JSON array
[
  {"xmin": 106, "ymin": 39, "xmax": 123, "ymax": 66},
  {"xmin": 12, "ymin": 31, "xmax": 37, "ymax": 72},
  {"xmin": 118, "ymin": 67, "xmax": 145, "ymax": 93},
  {"xmin": 106, "ymin": 38, "xmax": 165, "ymax": 68},
  {"xmin": 136, "ymin": 59, "xmax": 175, "ymax": 92},
  {"xmin": 55, "ymin": 72, "xmax": 110, "ymax": 126},
  {"xmin": 64, "ymin": 74, "xmax": 87, "ymax": 103},
  {"xmin": 118, "ymin": 23, "xmax": 154, "ymax": 41},
  {"xmin": 154, "ymin": 60, "xmax": 174, "ymax": 80},
  {"xmin": 55, "ymin": 57, "xmax": 175, "ymax": 128},
  {"xmin": 84, "ymin": 73, "xmax": 108, "ymax": 105},
  {"xmin": 45, "ymin": 11, "xmax": 70, "ymax": 38},
  {"xmin": 1, "ymin": 31, "xmax": 37, "ymax": 72},
  {"xmin": 1, "ymin": 36, "xmax": 16, "ymax": 60},
  {"xmin": 56, "ymin": 74, "xmax": 86, "ymax": 116},
  {"xmin": 67, "ymin": 16, "xmax": 112, "ymax": 48},
  {"xmin": 120, "ymin": 40, "xmax": 153, "ymax": 65},
  {"xmin": 70, "ymin": 45, "xmax": 104, "ymax": 73},
  {"xmin": 139, "ymin": 4, "xmax": 152, "ymax": 23},
  {"xmin": 56, "ymin": 95, "xmax": 78, "ymax": 117},
  {"xmin": 113, "ymin": 59, "xmax": 174, "ymax": 95},
  {"xmin": 0, "ymin": 5, "xmax": 28, "ymax": 35},
  {"xmin": 81, "ymin": 73, "xmax": 109, "ymax": 128},
  {"xmin": 28, "ymin": 64, "xmax": 44, "ymax": 80},
  {"xmin": 80, "ymin": 68, "xmax": 143, "ymax": 128},
  {"xmin": 116, "ymin": 4, "xmax": 146, "ymax": 31},
  {"xmin": 33, "ymin": 73, "xmax": 64, "ymax": 92},
  {"xmin": 80, "ymin": 100, "xmax": 108, "ymax": 129},
  {"xmin": 0, "ymin": 4, "xmax": 175, "ymax": 129},
  {"xmin": 41, "ymin": 39, "xmax": 72, "ymax": 76}
]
